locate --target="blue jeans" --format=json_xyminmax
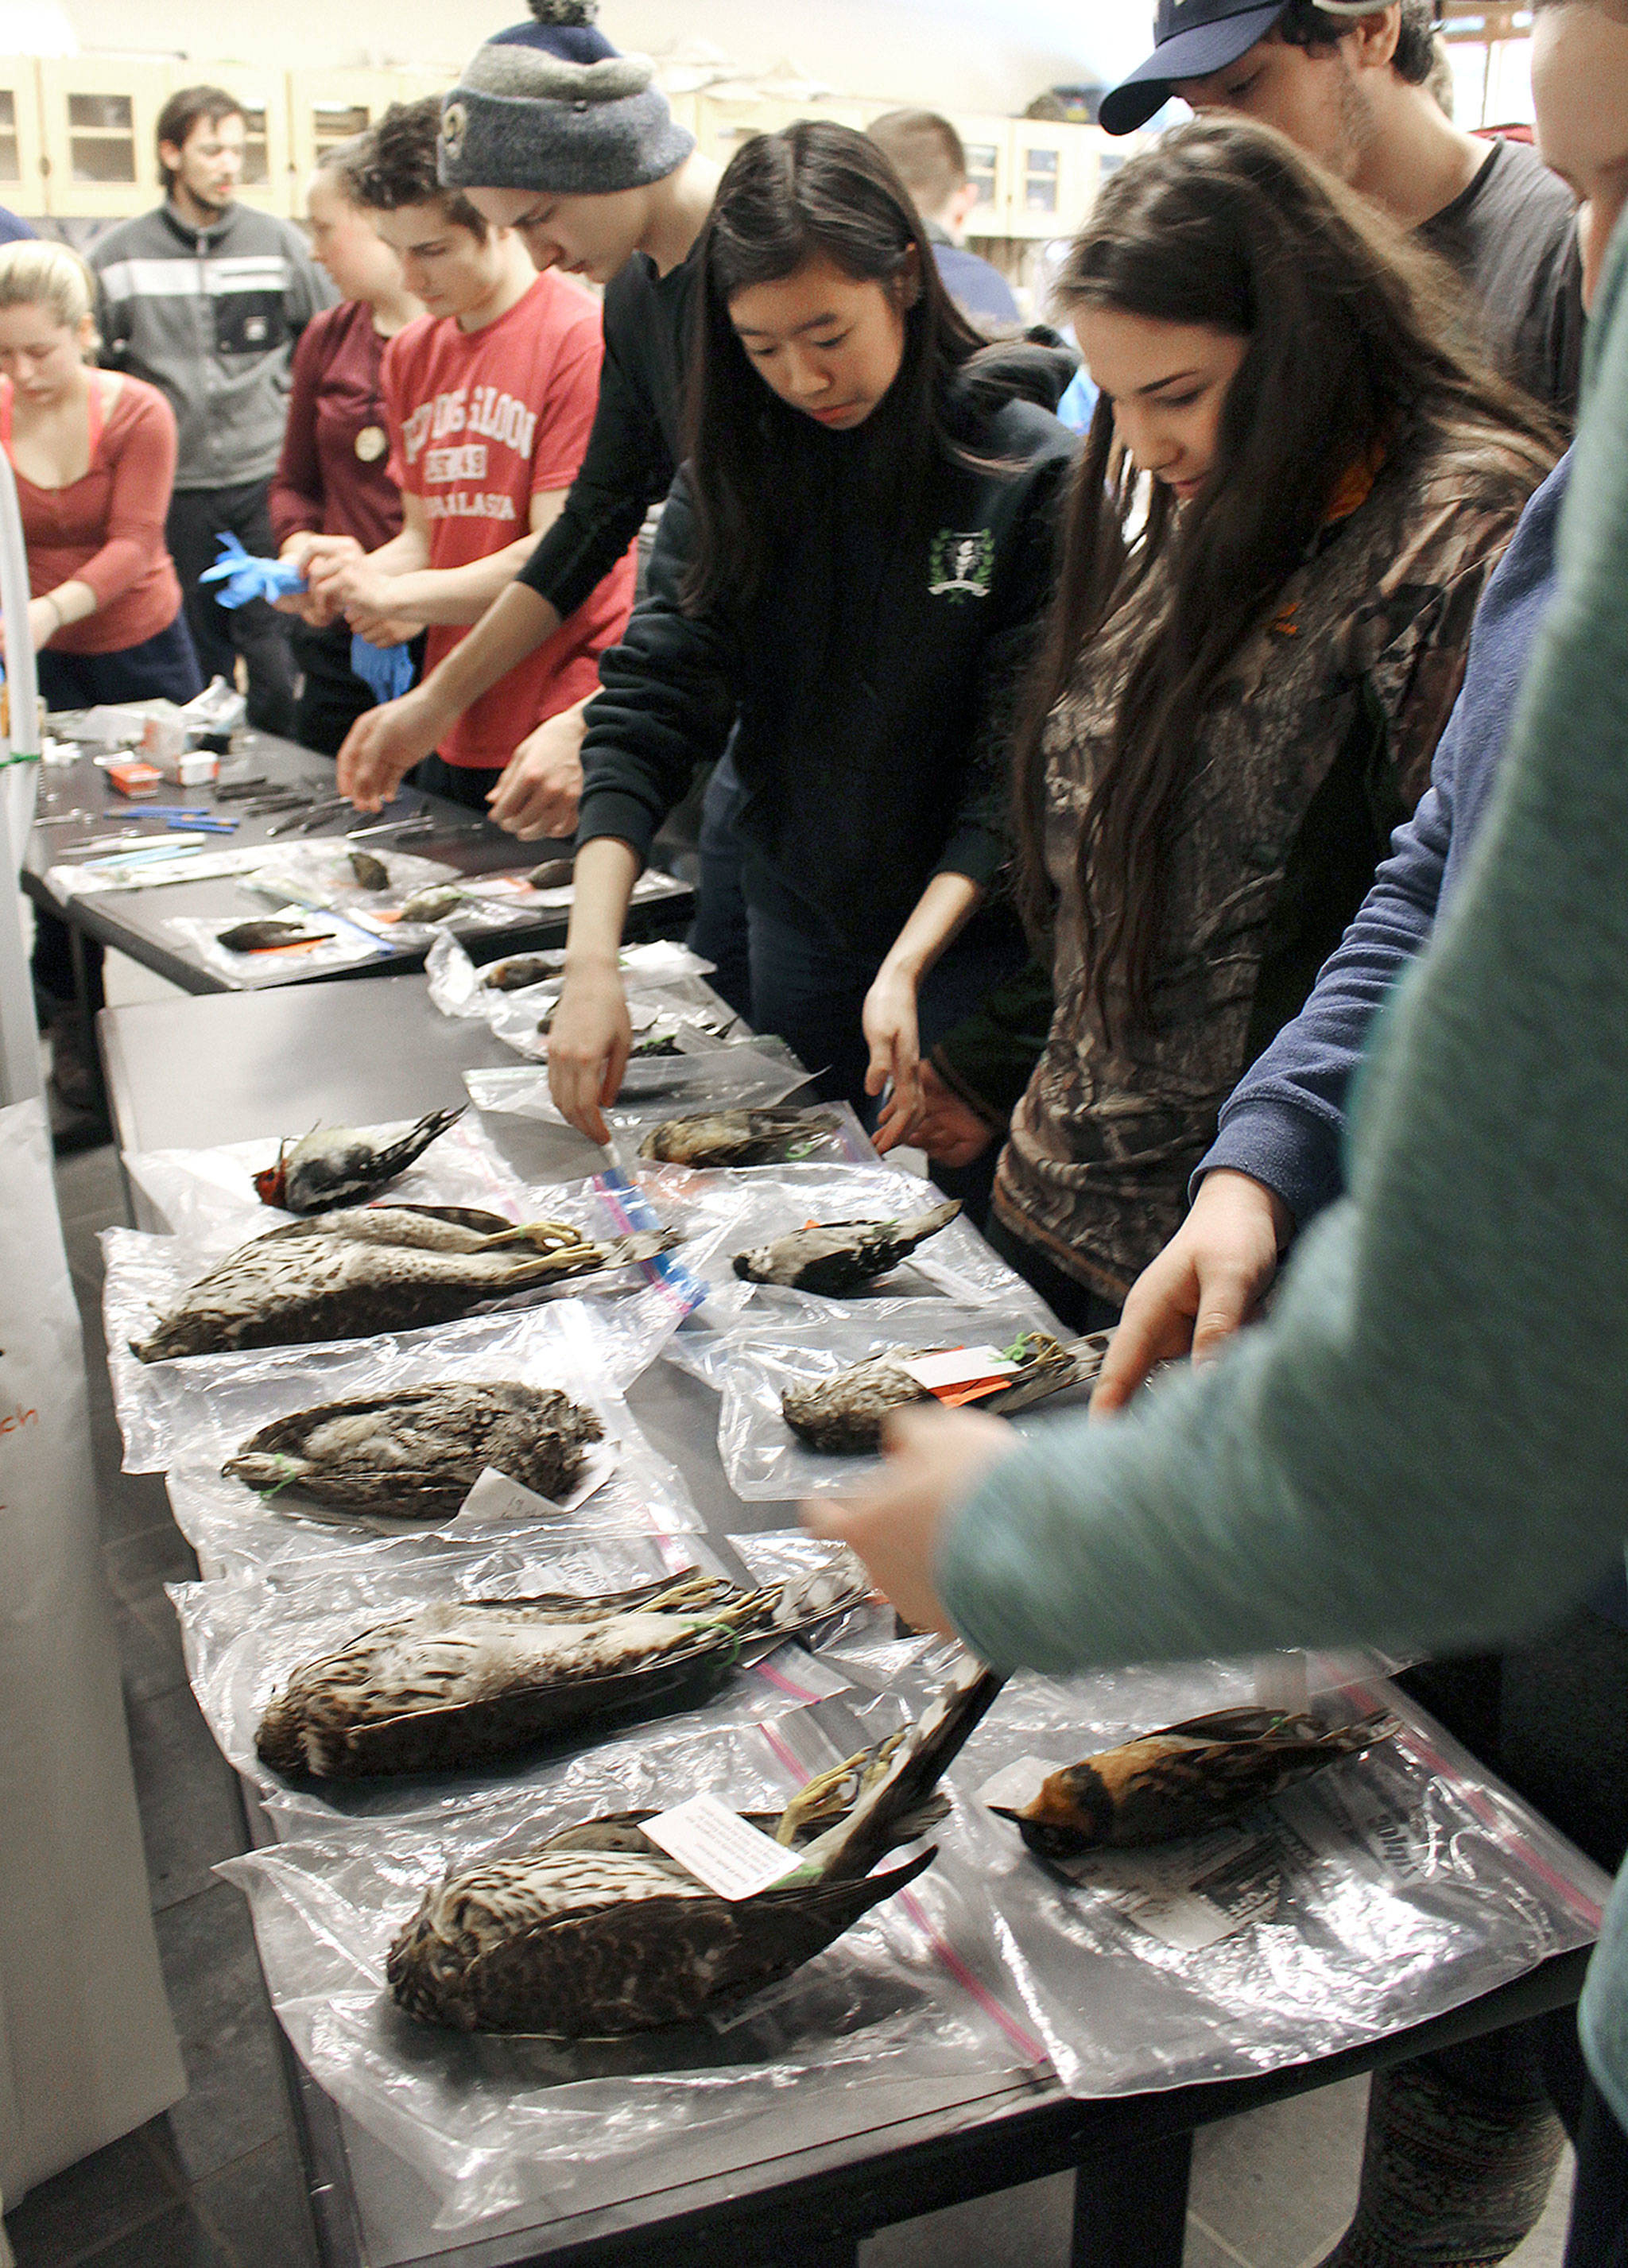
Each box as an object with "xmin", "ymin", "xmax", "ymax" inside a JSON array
[
  {"xmin": 34, "ymin": 613, "xmax": 205, "ymax": 1014},
  {"xmin": 744, "ymin": 898, "xmax": 1025, "ymax": 1216}
]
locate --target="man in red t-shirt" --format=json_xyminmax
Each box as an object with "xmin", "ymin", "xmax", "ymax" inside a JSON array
[{"xmin": 304, "ymin": 98, "xmax": 633, "ymax": 812}]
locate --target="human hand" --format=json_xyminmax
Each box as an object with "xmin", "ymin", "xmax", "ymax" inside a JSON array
[
  {"xmin": 802, "ymin": 1403, "xmax": 1021, "ymax": 1635},
  {"xmin": 273, "ymin": 533, "xmax": 320, "ymax": 619},
  {"xmin": 545, "ymin": 956, "xmax": 632, "ymax": 1144},
  {"xmin": 335, "ymin": 684, "xmax": 444, "ymax": 812},
  {"xmin": 874, "ymin": 1058, "xmax": 996, "ymax": 1165},
  {"xmin": 862, "ymin": 960, "xmax": 923, "ymax": 1137},
  {"xmin": 25, "ymin": 595, "xmax": 60, "ymax": 651},
  {"xmin": 486, "ymin": 704, "xmax": 588, "ymax": 839},
  {"xmin": 1091, "ymin": 1168, "xmax": 1292, "ymax": 1417}
]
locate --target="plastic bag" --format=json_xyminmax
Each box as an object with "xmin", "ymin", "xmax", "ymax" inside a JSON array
[
  {"xmin": 216, "ymin": 1706, "xmax": 1042, "ymax": 2231},
  {"xmin": 171, "ymin": 1529, "xmax": 873, "ymax": 1825},
  {"xmin": 426, "ymin": 932, "xmax": 715, "ymax": 1022},
  {"xmin": 700, "ymin": 1300, "xmax": 1074, "ymax": 1502},
  {"xmin": 157, "ymin": 1297, "xmax": 702, "ymax": 1582},
  {"xmin": 240, "ymin": 839, "xmax": 457, "ymax": 919},
  {"xmin": 932, "ymin": 1662, "xmax": 1610, "ymax": 2101},
  {"xmin": 164, "ymin": 907, "xmax": 394, "ymax": 987},
  {"xmin": 659, "ymin": 1161, "xmax": 1034, "ymax": 1317},
  {"xmin": 122, "ymin": 1110, "xmax": 533, "ymax": 1240},
  {"xmin": 465, "ymin": 1050, "xmax": 816, "ymax": 1131},
  {"xmin": 103, "ymin": 1202, "xmax": 688, "ymax": 1472},
  {"xmin": 424, "ymin": 932, "xmax": 742, "ymax": 1068}
]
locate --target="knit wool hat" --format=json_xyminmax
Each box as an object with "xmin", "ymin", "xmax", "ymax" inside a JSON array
[{"xmin": 438, "ymin": 0, "xmax": 696, "ymax": 196}]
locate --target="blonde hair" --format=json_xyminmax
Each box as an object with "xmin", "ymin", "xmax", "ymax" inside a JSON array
[{"xmin": 0, "ymin": 240, "xmax": 98, "ymax": 343}]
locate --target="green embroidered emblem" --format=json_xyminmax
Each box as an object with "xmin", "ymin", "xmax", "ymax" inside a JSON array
[{"xmin": 928, "ymin": 528, "xmax": 995, "ymax": 600}]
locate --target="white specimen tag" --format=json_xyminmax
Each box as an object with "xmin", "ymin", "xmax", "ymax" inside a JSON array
[
  {"xmin": 899, "ymin": 1346, "xmax": 1021, "ymax": 1392},
  {"xmin": 451, "ymin": 1442, "xmax": 618, "ymax": 1529},
  {"xmin": 642, "ymin": 1793, "xmax": 808, "ymax": 1901}
]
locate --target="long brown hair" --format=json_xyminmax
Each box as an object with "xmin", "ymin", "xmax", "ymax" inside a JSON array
[
  {"xmin": 683, "ymin": 120, "xmax": 993, "ymax": 616},
  {"xmin": 1013, "ymin": 117, "xmax": 1556, "ymax": 1045}
]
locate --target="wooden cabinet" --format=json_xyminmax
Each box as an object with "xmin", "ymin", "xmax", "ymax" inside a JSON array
[
  {"xmin": 694, "ymin": 89, "xmax": 872, "ymax": 167},
  {"xmin": 1003, "ymin": 119, "xmax": 1106, "ymax": 242},
  {"xmin": 0, "ymin": 62, "xmax": 46, "ymax": 217},
  {"xmin": 202, "ymin": 64, "xmax": 293, "ymax": 216},
  {"xmin": 37, "ymin": 56, "xmax": 172, "ymax": 219},
  {"xmin": 285, "ymin": 65, "xmax": 459, "ymax": 196},
  {"xmin": 946, "ymin": 111, "xmax": 1012, "ymax": 235}
]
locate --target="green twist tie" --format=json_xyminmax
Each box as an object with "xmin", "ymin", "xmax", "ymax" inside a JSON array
[{"xmin": 256, "ymin": 1454, "xmax": 306, "ymax": 1502}]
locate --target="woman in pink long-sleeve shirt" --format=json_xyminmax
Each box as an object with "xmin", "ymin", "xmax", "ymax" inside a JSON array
[
  {"xmin": 0, "ymin": 238, "xmax": 202, "ymax": 1106},
  {"xmin": 0, "ymin": 240, "xmax": 201, "ymax": 709}
]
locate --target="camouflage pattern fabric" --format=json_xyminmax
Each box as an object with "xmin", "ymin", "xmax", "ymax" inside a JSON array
[{"xmin": 994, "ymin": 427, "xmax": 1547, "ymax": 1301}]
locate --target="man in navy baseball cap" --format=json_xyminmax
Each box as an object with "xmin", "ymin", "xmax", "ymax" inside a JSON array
[
  {"xmin": 1099, "ymin": 2, "xmax": 1583, "ymax": 418},
  {"xmin": 1099, "ymin": 0, "xmax": 1304, "ymax": 134}
]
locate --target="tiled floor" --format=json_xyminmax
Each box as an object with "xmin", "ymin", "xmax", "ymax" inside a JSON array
[{"xmin": 1, "ymin": 952, "xmax": 1582, "ymax": 2268}]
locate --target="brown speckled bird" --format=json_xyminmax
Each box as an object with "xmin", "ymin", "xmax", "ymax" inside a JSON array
[
  {"xmin": 990, "ymin": 1707, "xmax": 1401, "ymax": 1859},
  {"xmin": 386, "ymin": 1653, "xmax": 1006, "ymax": 2034}
]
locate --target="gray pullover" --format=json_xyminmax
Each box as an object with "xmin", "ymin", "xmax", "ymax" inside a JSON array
[{"xmin": 89, "ymin": 200, "xmax": 332, "ymax": 492}]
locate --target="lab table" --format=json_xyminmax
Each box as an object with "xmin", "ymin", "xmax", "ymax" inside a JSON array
[
  {"xmin": 97, "ymin": 975, "xmax": 1597, "ymax": 2268},
  {"xmin": 22, "ymin": 731, "xmax": 691, "ymax": 1109}
]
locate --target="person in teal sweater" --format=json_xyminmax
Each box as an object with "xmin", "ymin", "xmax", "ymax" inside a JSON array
[{"xmin": 808, "ymin": 6, "xmax": 1628, "ymax": 2258}]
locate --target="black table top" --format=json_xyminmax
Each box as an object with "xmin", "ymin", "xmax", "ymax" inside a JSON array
[
  {"xmin": 96, "ymin": 976, "xmax": 1597, "ymax": 2268},
  {"xmin": 25, "ymin": 730, "xmax": 691, "ymax": 996}
]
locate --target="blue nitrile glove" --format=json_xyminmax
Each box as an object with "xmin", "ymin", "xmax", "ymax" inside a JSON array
[
  {"xmin": 199, "ymin": 532, "xmax": 307, "ymax": 609},
  {"xmin": 349, "ymin": 636, "xmax": 416, "ymax": 704}
]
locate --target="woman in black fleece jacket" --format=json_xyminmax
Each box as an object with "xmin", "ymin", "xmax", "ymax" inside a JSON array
[{"xmin": 548, "ymin": 122, "xmax": 1077, "ymax": 1142}]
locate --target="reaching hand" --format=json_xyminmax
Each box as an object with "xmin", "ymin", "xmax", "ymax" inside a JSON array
[
  {"xmin": 545, "ymin": 956, "xmax": 633, "ymax": 1145},
  {"xmin": 862, "ymin": 962, "xmax": 923, "ymax": 1138},
  {"xmin": 335, "ymin": 684, "xmax": 444, "ymax": 812},
  {"xmin": 1091, "ymin": 1169, "xmax": 1292, "ymax": 1418},
  {"xmin": 486, "ymin": 704, "xmax": 588, "ymax": 839},
  {"xmin": 802, "ymin": 1403, "xmax": 1021, "ymax": 1636},
  {"xmin": 875, "ymin": 1058, "xmax": 997, "ymax": 1165}
]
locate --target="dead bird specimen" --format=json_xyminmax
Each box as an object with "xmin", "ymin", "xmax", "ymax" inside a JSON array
[
  {"xmin": 386, "ymin": 1651, "xmax": 1004, "ymax": 2034},
  {"xmin": 348, "ymin": 849, "xmax": 390, "ymax": 890},
  {"xmin": 219, "ymin": 919, "xmax": 335, "ymax": 954},
  {"xmin": 990, "ymin": 1707, "xmax": 1403, "ymax": 1859},
  {"xmin": 252, "ymin": 1107, "xmax": 464, "ymax": 1213},
  {"xmin": 132, "ymin": 1205, "xmax": 680, "ymax": 1361},
  {"xmin": 224, "ymin": 1378, "xmax": 603, "ymax": 1521},
  {"xmin": 482, "ymin": 954, "xmax": 561, "ymax": 992},
  {"xmin": 784, "ymin": 1330, "xmax": 1111, "ymax": 1454},
  {"xmin": 254, "ymin": 1556, "xmax": 872, "ymax": 1779},
  {"xmin": 397, "ymin": 884, "xmax": 466, "ymax": 925},
  {"xmin": 526, "ymin": 858, "xmax": 575, "ymax": 890},
  {"xmin": 640, "ymin": 1106, "xmax": 841, "ymax": 1169},
  {"xmin": 734, "ymin": 1200, "xmax": 961, "ymax": 1298}
]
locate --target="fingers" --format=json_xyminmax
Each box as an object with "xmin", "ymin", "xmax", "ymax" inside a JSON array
[
  {"xmin": 1191, "ymin": 1260, "xmax": 1270, "ymax": 1367},
  {"xmin": 1090, "ymin": 1254, "xmax": 1198, "ymax": 1419}
]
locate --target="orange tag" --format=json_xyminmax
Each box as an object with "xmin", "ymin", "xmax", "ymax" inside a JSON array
[{"xmin": 936, "ymin": 1375, "xmax": 1019, "ymax": 1409}]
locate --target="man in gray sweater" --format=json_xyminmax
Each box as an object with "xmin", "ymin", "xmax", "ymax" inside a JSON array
[{"xmin": 90, "ymin": 86, "xmax": 331, "ymax": 734}]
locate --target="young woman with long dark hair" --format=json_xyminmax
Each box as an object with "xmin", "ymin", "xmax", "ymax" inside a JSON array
[
  {"xmin": 975, "ymin": 117, "xmax": 1554, "ymax": 1330},
  {"xmin": 546, "ymin": 120, "xmax": 1076, "ymax": 1142}
]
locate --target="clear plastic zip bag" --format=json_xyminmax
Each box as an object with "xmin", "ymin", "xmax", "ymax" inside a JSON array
[
  {"xmin": 427, "ymin": 932, "xmax": 738, "ymax": 1069},
  {"xmin": 102, "ymin": 1189, "xmax": 697, "ymax": 1474},
  {"xmin": 464, "ymin": 1049, "xmax": 816, "ymax": 1127},
  {"xmin": 170, "ymin": 1530, "xmax": 878, "ymax": 1827},
  {"xmin": 216, "ymin": 1708, "xmax": 1045, "ymax": 2233},
  {"xmin": 927, "ymin": 1661, "xmax": 1609, "ymax": 2100},
  {"xmin": 122, "ymin": 1110, "xmax": 533, "ymax": 1240},
  {"xmin": 155, "ymin": 1299, "xmax": 704, "ymax": 1574},
  {"xmin": 695, "ymin": 1300, "xmax": 1073, "ymax": 1501},
  {"xmin": 655, "ymin": 1160, "xmax": 1042, "ymax": 1324}
]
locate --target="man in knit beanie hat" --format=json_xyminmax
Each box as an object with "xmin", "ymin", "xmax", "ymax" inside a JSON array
[{"xmin": 336, "ymin": 0, "xmax": 723, "ymax": 854}]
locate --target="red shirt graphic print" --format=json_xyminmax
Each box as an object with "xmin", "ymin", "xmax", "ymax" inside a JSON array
[{"xmin": 383, "ymin": 271, "xmax": 635, "ymax": 770}]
